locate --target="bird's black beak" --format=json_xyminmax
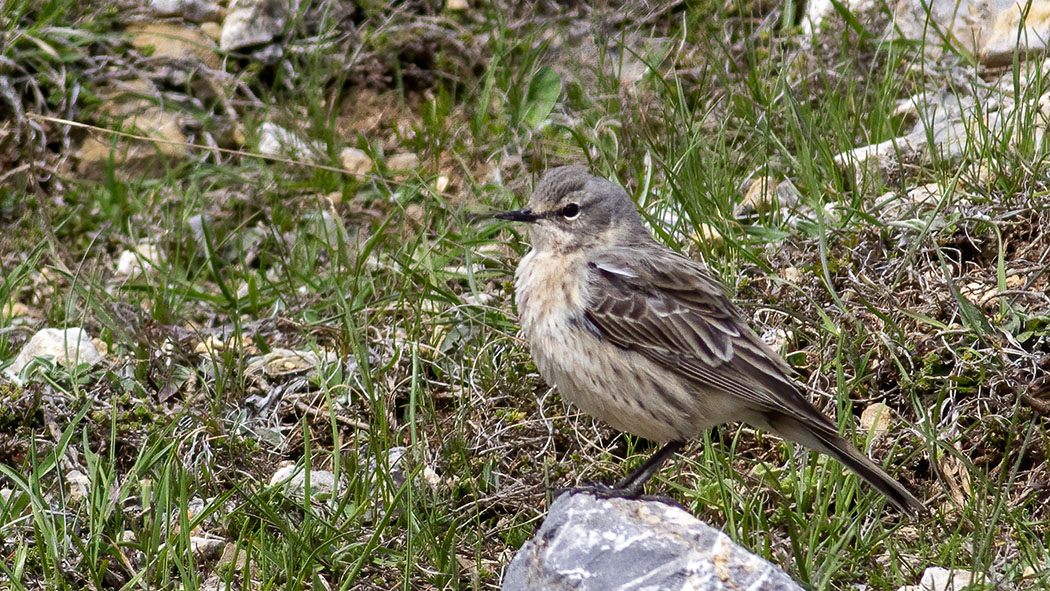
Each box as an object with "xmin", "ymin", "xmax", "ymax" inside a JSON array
[{"xmin": 494, "ymin": 208, "xmax": 541, "ymax": 223}]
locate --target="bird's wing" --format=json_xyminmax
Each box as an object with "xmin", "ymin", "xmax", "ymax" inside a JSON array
[{"xmin": 584, "ymin": 246, "xmax": 835, "ymax": 427}]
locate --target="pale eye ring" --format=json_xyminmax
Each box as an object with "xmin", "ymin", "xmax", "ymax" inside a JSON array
[{"xmin": 561, "ymin": 203, "xmax": 580, "ymax": 219}]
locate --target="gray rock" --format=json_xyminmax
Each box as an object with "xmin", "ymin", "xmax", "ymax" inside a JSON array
[
  {"xmin": 269, "ymin": 464, "xmax": 341, "ymax": 501},
  {"xmin": 150, "ymin": 0, "xmax": 223, "ymax": 22},
  {"xmin": 502, "ymin": 492, "xmax": 803, "ymax": 591}
]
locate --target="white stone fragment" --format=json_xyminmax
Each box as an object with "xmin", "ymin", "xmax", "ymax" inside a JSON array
[
  {"xmin": 503, "ymin": 492, "xmax": 804, "ymax": 591},
  {"xmin": 257, "ymin": 122, "xmax": 323, "ymax": 162},
  {"xmin": 115, "ymin": 242, "xmax": 165, "ymax": 278},
  {"xmin": 7, "ymin": 328, "xmax": 103, "ymax": 378},
  {"xmin": 67, "ymin": 470, "xmax": 91, "ymax": 504},
  {"xmin": 920, "ymin": 567, "xmax": 979, "ymax": 591}
]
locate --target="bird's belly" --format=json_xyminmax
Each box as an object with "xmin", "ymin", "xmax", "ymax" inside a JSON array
[
  {"xmin": 515, "ymin": 249, "xmax": 735, "ymax": 443},
  {"xmin": 526, "ymin": 316, "xmax": 724, "ymax": 443}
]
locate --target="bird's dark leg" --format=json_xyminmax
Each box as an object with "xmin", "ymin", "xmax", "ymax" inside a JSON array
[
  {"xmin": 612, "ymin": 440, "xmax": 685, "ymax": 496},
  {"xmin": 559, "ymin": 441, "xmax": 685, "ymax": 501}
]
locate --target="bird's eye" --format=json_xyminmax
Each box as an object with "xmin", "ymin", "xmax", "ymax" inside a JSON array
[{"xmin": 561, "ymin": 203, "xmax": 580, "ymax": 219}]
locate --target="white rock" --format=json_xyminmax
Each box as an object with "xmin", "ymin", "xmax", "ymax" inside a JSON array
[
  {"xmin": 245, "ymin": 348, "xmax": 337, "ymax": 376},
  {"xmin": 220, "ymin": 0, "xmax": 290, "ymax": 52},
  {"xmin": 150, "ymin": 0, "xmax": 223, "ymax": 22},
  {"xmin": 461, "ymin": 292, "xmax": 495, "ymax": 307},
  {"xmin": 115, "ymin": 242, "xmax": 165, "ymax": 278},
  {"xmin": 920, "ymin": 567, "xmax": 978, "ymax": 591},
  {"xmin": 860, "ymin": 402, "xmax": 893, "ymax": 438},
  {"xmin": 422, "ymin": 466, "xmax": 441, "ymax": 489},
  {"xmin": 434, "ymin": 174, "xmax": 450, "ymax": 193},
  {"xmin": 386, "ymin": 152, "xmax": 420, "ymax": 171},
  {"xmin": 891, "ymin": 0, "xmax": 1050, "ymax": 66},
  {"xmin": 503, "ymin": 492, "xmax": 804, "ymax": 591},
  {"xmin": 257, "ymin": 122, "xmax": 323, "ymax": 162},
  {"xmin": 67, "ymin": 470, "xmax": 91, "ymax": 504},
  {"xmin": 269, "ymin": 465, "xmax": 340, "ymax": 500},
  {"xmin": 7, "ymin": 328, "xmax": 103, "ymax": 377},
  {"xmin": 190, "ymin": 535, "xmax": 226, "ymax": 560},
  {"xmin": 340, "ymin": 147, "xmax": 372, "ymax": 177},
  {"xmin": 803, "ymin": 0, "xmax": 878, "ymax": 37}
]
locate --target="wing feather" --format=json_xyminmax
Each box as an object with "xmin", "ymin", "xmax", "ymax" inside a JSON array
[{"xmin": 584, "ymin": 246, "xmax": 834, "ymax": 428}]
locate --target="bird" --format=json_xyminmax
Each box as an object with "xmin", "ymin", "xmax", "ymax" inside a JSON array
[{"xmin": 495, "ymin": 164, "xmax": 926, "ymax": 516}]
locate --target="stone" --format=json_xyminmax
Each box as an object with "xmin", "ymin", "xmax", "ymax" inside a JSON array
[
  {"xmin": 386, "ymin": 152, "xmax": 420, "ymax": 171},
  {"xmin": 245, "ymin": 348, "xmax": 337, "ymax": 377},
  {"xmin": 340, "ymin": 147, "xmax": 372, "ymax": 177},
  {"xmin": 981, "ymin": 2, "xmax": 1050, "ymax": 66},
  {"xmin": 860, "ymin": 402, "xmax": 893, "ymax": 438},
  {"xmin": 781, "ymin": 266, "xmax": 803, "ymax": 283},
  {"xmin": 891, "ymin": 0, "xmax": 1050, "ymax": 67},
  {"xmin": 67, "ymin": 470, "xmax": 91, "ymax": 504},
  {"xmin": 115, "ymin": 242, "xmax": 165, "ymax": 278},
  {"xmin": 257, "ymin": 122, "xmax": 323, "ymax": 161},
  {"xmin": 269, "ymin": 464, "xmax": 341, "ymax": 501},
  {"xmin": 74, "ymin": 99, "xmax": 190, "ymax": 180},
  {"xmin": 919, "ymin": 567, "xmax": 979, "ymax": 591},
  {"xmin": 7, "ymin": 328, "xmax": 103, "ymax": 378},
  {"xmin": 804, "ymin": 0, "xmax": 881, "ymax": 38},
  {"xmin": 366, "ymin": 446, "xmax": 409, "ymax": 491},
  {"xmin": 738, "ymin": 177, "xmax": 801, "ymax": 217},
  {"xmin": 693, "ymin": 222, "xmax": 724, "ymax": 247},
  {"xmin": 126, "ymin": 23, "xmax": 221, "ymax": 69},
  {"xmin": 833, "ymin": 89, "xmax": 1000, "ymax": 188},
  {"xmin": 220, "ymin": 0, "xmax": 289, "ymax": 52},
  {"xmin": 127, "ymin": 106, "xmax": 189, "ymax": 159},
  {"xmin": 434, "ymin": 174, "xmax": 450, "ymax": 193},
  {"xmin": 199, "ymin": 22, "xmax": 222, "ymax": 41},
  {"xmin": 149, "ymin": 0, "xmax": 224, "ymax": 22},
  {"xmin": 502, "ymin": 492, "xmax": 804, "ymax": 591},
  {"xmin": 2, "ymin": 301, "xmax": 30, "ymax": 318},
  {"xmin": 190, "ymin": 535, "xmax": 226, "ymax": 560},
  {"xmin": 218, "ymin": 542, "xmax": 249, "ymax": 569}
]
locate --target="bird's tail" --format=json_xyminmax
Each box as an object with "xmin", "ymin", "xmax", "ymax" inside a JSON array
[{"xmin": 772, "ymin": 416, "xmax": 927, "ymax": 517}]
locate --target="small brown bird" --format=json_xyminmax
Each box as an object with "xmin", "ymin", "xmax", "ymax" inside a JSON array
[{"xmin": 497, "ymin": 165, "xmax": 926, "ymax": 515}]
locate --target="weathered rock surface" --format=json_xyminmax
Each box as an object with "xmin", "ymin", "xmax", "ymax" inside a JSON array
[
  {"xmin": 257, "ymin": 121, "xmax": 323, "ymax": 161},
  {"xmin": 501, "ymin": 492, "xmax": 803, "ymax": 591},
  {"xmin": 891, "ymin": 0, "xmax": 1050, "ymax": 66},
  {"xmin": 149, "ymin": 0, "xmax": 224, "ymax": 22},
  {"xmin": 126, "ymin": 22, "xmax": 221, "ymax": 69},
  {"xmin": 807, "ymin": 0, "xmax": 1050, "ymax": 68},
  {"xmin": 7, "ymin": 327, "xmax": 103, "ymax": 378},
  {"xmin": 220, "ymin": 0, "xmax": 290, "ymax": 52}
]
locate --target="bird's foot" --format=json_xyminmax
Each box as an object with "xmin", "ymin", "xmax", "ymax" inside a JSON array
[
  {"xmin": 553, "ymin": 483, "xmax": 686, "ymax": 510},
  {"xmin": 554, "ymin": 482, "xmax": 627, "ymax": 499}
]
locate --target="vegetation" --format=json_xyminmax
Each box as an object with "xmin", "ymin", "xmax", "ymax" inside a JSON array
[{"xmin": 1, "ymin": 1, "xmax": 1048, "ymax": 589}]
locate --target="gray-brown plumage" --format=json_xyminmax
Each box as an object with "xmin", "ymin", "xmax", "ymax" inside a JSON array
[{"xmin": 497, "ymin": 164, "xmax": 926, "ymax": 516}]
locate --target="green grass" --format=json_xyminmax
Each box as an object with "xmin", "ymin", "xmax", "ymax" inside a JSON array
[{"xmin": 2, "ymin": 0, "xmax": 1049, "ymax": 589}]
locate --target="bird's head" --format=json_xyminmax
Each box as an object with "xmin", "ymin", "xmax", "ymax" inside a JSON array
[{"xmin": 496, "ymin": 165, "xmax": 646, "ymax": 253}]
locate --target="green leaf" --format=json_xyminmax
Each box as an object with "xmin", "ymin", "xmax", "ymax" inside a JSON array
[{"xmin": 521, "ymin": 66, "xmax": 562, "ymax": 130}]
